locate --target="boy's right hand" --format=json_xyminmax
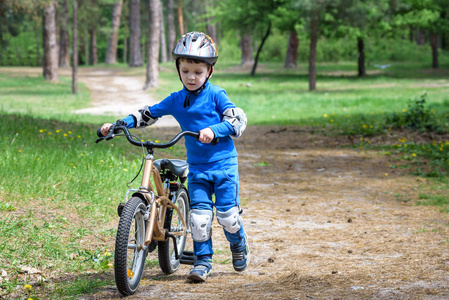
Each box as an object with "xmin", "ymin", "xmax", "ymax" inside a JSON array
[{"xmin": 100, "ymin": 123, "xmax": 114, "ymax": 137}]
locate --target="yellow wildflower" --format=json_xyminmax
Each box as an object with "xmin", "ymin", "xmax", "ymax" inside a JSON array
[{"xmin": 24, "ymin": 284, "xmax": 32, "ymax": 290}]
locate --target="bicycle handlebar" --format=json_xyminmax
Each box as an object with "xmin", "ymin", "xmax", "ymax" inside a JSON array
[{"xmin": 95, "ymin": 121, "xmax": 218, "ymax": 149}]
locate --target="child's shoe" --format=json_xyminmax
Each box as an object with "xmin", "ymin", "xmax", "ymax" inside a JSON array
[
  {"xmin": 230, "ymin": 234, "xmax": 250, "ymax": 272},
  {"xmin": 187, "ymin": 260, "xmax": 212, "ymax": 282}
]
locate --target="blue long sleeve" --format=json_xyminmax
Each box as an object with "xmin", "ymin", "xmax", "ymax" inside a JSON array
[{"xmin": 210, "ymin": 121, "xmax": 235, "ymax": 138}]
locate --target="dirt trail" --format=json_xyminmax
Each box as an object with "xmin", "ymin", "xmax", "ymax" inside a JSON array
[{"xmin": 10, "ymin": 67, "xmax": 448, "ymax": 299}]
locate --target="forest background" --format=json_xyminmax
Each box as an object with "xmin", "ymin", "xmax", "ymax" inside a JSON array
[{"xmin": 2, "ymin": 0, "xmax": 449, "ymax": 89}]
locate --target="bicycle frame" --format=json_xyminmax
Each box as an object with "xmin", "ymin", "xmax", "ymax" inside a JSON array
[{"xmin": 132, "ymin": 151, "xmax": 188, "ymax": 247}]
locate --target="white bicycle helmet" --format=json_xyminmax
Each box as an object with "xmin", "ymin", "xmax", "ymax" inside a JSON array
[{"xmin": 172, "ymin": 32, "xmax": 218, "ymax": 66}]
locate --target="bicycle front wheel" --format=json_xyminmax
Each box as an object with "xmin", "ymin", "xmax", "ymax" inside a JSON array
[
  {"xmin": 114, "ymin": 197, "xmax": 148, "ymax": 296},
  {"xmin": 158, "ymin": 187, "xmax": 189, "ymax": 274}
]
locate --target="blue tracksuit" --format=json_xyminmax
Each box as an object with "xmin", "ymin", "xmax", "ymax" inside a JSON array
[{"xmin": 123, "ymin": 81, "xmax": 245, "ymax": 257}]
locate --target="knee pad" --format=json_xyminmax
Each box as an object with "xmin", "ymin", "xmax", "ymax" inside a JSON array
[
  {"xmin": 190, "ymin": 209, "xmax": 213, "ymax": 242},
  {"xmin": 216, "ymin": 206, "xmax": 242, "ymax": 234}
]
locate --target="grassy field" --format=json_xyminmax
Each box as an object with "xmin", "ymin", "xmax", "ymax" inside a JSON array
[{"xmin": 0, "ymin": 61, "xmax": 449, "ymax": 299}]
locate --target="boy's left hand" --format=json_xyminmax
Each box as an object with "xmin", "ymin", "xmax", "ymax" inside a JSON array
[{"xmin": 199, "ymin": 128, "xmax": 215, "ymax": 144}]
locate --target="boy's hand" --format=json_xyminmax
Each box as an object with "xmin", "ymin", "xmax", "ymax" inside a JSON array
[
  {"xmin": 100, "ymin": 123, "xmax": 114, "ymax": 137},
  {"xmin": 199, "ymin": 128, "xmax": 215, "ymax": 144}
]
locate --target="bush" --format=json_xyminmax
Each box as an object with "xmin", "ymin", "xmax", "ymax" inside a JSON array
[{"xmin": 386, "ymin": 92, "xmax": 446, "ymax": 133}]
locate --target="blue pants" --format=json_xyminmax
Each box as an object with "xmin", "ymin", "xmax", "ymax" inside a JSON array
[{"xmin": 188, "ymin": 156, "xmax": 246, "ymax": 257}]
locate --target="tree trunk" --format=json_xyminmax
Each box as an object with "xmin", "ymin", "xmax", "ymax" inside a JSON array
[
  {"xmin": 144, "ymin": 0, "xmax": 161, "ymax": 89},
  {"xmin": 308, "ymin": 8, "xmax": 318, "ymax": 91},
  {"xmin": 159, "ymin": 3, "xmax": 167, "ymax": 63},
  {"xmin": 284, "ymin": 29, "xmax": 298, "ymax": 68},
  {"xmin": 430, "ymin": 32, "xmax": 438, "ymax": 69},
  {"xmin": 205, "ymin": 0, "xmax": 218, "ymax": 44},
  {"xmin": 240, "ymin": 34, "xmax": 254, "ymax": 66},
  {"xmin": 166, "ymin": 0, "xmax": 176, "ymax": 57},
  {"xmin": 59, "ymin": 0, "xmax": 70, "ymax": 67},
  {"xmin": 357, "ymin": 37, "xmax": 366, "ymax": 77},
  {"xmin": 177, "ymin": 0, "xmax": 184, "ymax": 36},
  {"xmin": 251, "ymin": 23, "xmax": 271, "ymax": 77},
  {"xmin": 72, "ymin": 0, "xmax": 78, "ymax": 94},
  {"xmin": 129, "ymin": 0, "xmax": 142, "ymax": 66},
  {"xmin": 89, "ymin": 27, "xmax": 98, "ymax": 65},
  {"xmin": 123, "ymin": 22, "xmax": 127, "ymax": 64},
  {"xmin": 84, "ymin": 29, "xmax": 89, "ymax": 65},
  {"xmin": 105, "ymin": 0, "xmax": 123, "ymax": 64},
  {"xmin": 43, "ymin": 1, "xmax": 59, "ymax": 81},
  {"xmin": 417, "ymin": 28, "xmax": 426, "ymax": 46}
]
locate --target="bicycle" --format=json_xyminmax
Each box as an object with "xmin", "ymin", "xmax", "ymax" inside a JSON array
[{"xmin": 96, "ymin": 120, "xmax": 209, "ymax": 295}]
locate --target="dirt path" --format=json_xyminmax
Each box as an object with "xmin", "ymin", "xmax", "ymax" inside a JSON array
[{"xmin": 7, "ymin": 67, "xmax": 448, "ymax": 298}]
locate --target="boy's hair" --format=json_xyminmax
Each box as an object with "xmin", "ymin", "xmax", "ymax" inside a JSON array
[{"xmin": 177, "ymin": 57, "xmax": 212, "ymax": 71}]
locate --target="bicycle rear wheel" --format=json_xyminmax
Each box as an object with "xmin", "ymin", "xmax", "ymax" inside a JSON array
[
  {"xmin": 114, "ymin": 197, "xmax": 148, "ymax": 296},
  {"xmin": 158, "ymin": 187, "xmax": 189, "ymax": 274}
]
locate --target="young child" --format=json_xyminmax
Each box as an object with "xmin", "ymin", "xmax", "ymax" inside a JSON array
[{"xmin": 100, "ymin": 32, "xmax": 249, "ymax": 282}]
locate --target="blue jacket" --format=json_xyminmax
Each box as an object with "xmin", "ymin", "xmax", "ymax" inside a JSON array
[{"xmin": 123, "ymin": 81, "xmax": 237, "ymax": 164}]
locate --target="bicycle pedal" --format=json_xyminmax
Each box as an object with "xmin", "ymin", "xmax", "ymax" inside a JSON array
[{"xmin": 180, "ymin": 250, "xmax": 196, "ymax": 265}]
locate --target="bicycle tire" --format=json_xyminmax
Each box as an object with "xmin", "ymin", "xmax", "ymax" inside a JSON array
[
  {"xmin": 158, "ymin": 187, "xmax": 189, "ymax": 274},
  {"xmin": 114, "ymin": 197, "xmax": 148, "ymax": 296}
]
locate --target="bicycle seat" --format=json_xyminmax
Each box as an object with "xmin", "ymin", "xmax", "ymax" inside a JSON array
[{"xmin": 153, "ymin": 159, "xmax": 189, "ymax": 178}]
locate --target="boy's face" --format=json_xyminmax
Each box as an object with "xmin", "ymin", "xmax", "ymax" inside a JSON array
[{"xmin": 179, "ymin": 60, "xmax": 212, "ymax": 91}]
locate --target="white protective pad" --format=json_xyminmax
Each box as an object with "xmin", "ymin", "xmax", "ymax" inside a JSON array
[
  {"xmin": 223, "ymin": 107, "xmax": 247, "ymax": 138},
  {"xmin": 216, "ymin": 206, "xmax": 242, "ymax": 234},
  {"xmin": 190, "ymin": 209, "xmax": 213, "ymax": 242},
  {"xmin": 130, "ymin": 105, "xmax": 158, "ymax": 128}
]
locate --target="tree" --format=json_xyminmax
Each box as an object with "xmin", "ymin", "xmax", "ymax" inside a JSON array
[
  {"xmin": 240, "ymin": 34, "xmax": 254, "ymax": 66},
  {"xmin": 128, "ymin": 0, "xmax": 143, "ymax": 66},
  {"xmin": 285, "ymin": 30, "xmax": 299, "ymax": 68},
  {"xmin": 177, "ymin": 0, "xmax": 184, "ymax": 35},
  {"xmin": 396, "ymin": 0, "xmax": 449, "ymax": 69},
  {"xmin": 308, "ymin": 5, "xmax": 318, "ymax": 90},
  {"xmin": 59, "ymin": 0, "xmax": 70, "ymax": 67},
  {"xmin": 205, "ymin": 0, "xmax": 218, "ymax": 44},
  {"xmin": 216, "ymin": 0, "xmax": 280, "ymax": 76},
  {"xmin": 73, "ymin": 0, "xmax": 78, "ymax": 94},
  {"xmin": 166, "ymin": 0, "xmax": 176, "ymax": 57},
  {"xmin": 43, "ymin": 1, "xmax": 59, "ymax": 81},
  {"xmin": 144, "ymin": 0, "xmax": 161, "ymax": 89},
  {"xmin": 328, "ymin": 0, "xmax": 394, "ymax": 77},
  {"xmin": 271, "ymin": 1, "xmax": 304, "ymax": 69},
  {"xmin": 105, "ymin": 0, "xmax": 123, "ymax": 64},
  {"xmin": 159, "ymin": 3, "xmax": 167, "ymax": 63}
]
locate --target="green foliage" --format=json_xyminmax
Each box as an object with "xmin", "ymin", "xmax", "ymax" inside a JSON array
[
  {"xmin": 386, "ymin": 92, "xmax": 445, "ymax": 133},
  {"xmin": 417, "ymin": 194, "xmax": 449, "ymax": 212}
]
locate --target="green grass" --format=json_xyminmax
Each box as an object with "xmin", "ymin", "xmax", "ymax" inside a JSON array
[
  {"xmin": 417, "ymin": 194, "xmax": 449, "ymax": 213},
  {"xmin": 0, "ymin": 114, "xmax": 177, "ymax": 298}
]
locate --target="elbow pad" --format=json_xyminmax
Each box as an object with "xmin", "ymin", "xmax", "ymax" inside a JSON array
[
  {"xmin": 223, "ymin": 107, "xmax": 247, "ymax": 138},
  {"xmin": 130, "ymin": 105, "xmax": 158, "ymax": 128}
]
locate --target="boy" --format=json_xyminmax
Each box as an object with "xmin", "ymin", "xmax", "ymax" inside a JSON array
[{"xmin": 100, "ymin": 32, "xmax": 249, "ymax": 282}]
